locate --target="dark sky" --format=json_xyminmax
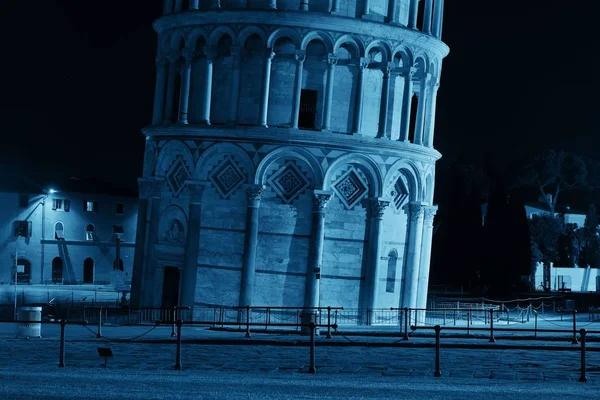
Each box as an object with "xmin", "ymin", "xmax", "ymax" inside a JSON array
[{"xmin": 1, "ymin": 1, "xmax": 598, "ymax": 194}]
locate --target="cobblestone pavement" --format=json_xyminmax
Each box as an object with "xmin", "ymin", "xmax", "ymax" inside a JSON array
[{"xmin": 0, "ymin": 323, "xmax": 599, "ymax": 384}]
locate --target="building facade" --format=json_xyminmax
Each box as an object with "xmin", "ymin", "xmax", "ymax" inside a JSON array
[
  {"xmin": 131, "ymin": 0, "xmax": 448, "ymax": 320},
  {"xmin": 0, "ymin": 190, "xmax": 138, "ymax": 305}
]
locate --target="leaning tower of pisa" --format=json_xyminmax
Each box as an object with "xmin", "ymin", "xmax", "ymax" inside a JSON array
[{"xmin": 130, "ymin": 0, "xmax": 448, "ymax": 323}]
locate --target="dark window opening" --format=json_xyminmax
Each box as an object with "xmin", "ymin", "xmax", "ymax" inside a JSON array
[
  {"xmin": 83, "ymin": 258, "xmax": 94, "ymax": 284},
  {"xmin": 85, "ymin": 224, "xmax": 95, "ymax": 241},
  {"xmin": 408, "ymin": 94, "xmax": 419, "ymax": 143},
  {"xmin": 13, "ymin": 259, "xmax": 31, "ymax": 284},
  {"xmin": 162, "ymin": 267, "xmax": 180, "ymax": 309},
  {"xmin": 84, "ymin": 201, "xmax": 98, "ymax": 212},
  {"xmin": 53, "ymin": 199, "xmax": 70, "ymax": 211},
  {"xmin": 13, "ymin": 221, "xmax": 32, "ymax": 237},
  {"xmin": 52, "ymin": 257, "xmax": 63, "ymax": 284},
  {"xmin": 113, "ymin": 258, "xmax": 124, "ymax": 271},
  {"xmin": 298, "ymin": 89, "xmax": 318, "ymax": 130},
  {"xmin": 115, "ymin": 203, "xmax": 124, "ymax": 215},
  {"xmin": 55, "ymin": 222, "xmax": 64, "ymax": 240}
]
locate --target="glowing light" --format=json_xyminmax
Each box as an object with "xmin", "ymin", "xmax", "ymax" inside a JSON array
[{"xmin": 48, "ymin": 189, "xmax": 57, "ymax": 194}]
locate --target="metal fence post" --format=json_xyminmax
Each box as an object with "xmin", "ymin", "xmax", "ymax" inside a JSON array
[
  {"xmin": 59, "ymin": 320, "xmax": 66, "ymax": 368},
  {"xmin": 579, "ymin": 328, "xmax": 587, "ymax": 382},
  {"xmin": 175, "ymin": 320, "xmax": 182, "ymax": 371},
  {"xmin": 245, "ymin": 305, "xmax": 251, "ymax": 338},
  {"xmin": 467, "ymin": 310, "xmax": 470, "ymax": 335},
  {"xmin": 171, "ymin": 307, "xmax": 177, "ymax": 338},
  {"xmin": 572, "ymin": 309, "xmax": 578, "ymax": 345},
  {"xmin": 326, "ymin": 306, "xmax": 332, "ymax": 339},
  {"xmin": 434, "ymin": 325, "xmax": 441, "ymax": 377},
  {"xmin": 309, "ymin": 322, "xmax": 316, "ymax": 374},
  {"xmin": 403, "ymin": 308, "xmax": 409, "ymax": 340},
  {"xmin": 534, "ymin": 311, "xmax": 538, "ymax": 338},
  {"xmin": 96, "ymin": 307, "xmax": 103, "ymax": 338},
  {"xmin": 489, "ymin": 308, "xmax": 495, "ymax": 342}
]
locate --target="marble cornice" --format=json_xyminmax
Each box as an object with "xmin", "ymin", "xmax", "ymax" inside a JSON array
[
  {"xmin": 152, "ymin": 10, "xmax": 450, "ymax": 59},
  {"xmin": 142, "ymin": 125, "xmax": 442, "ymax": 163}
]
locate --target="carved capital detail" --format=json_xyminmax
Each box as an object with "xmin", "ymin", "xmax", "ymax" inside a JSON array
[
  {"xmin": 424, "ymin": 205, "xmax": 438, "ymax": 225},
  {"xmin": 408, "ymin": 202, "xmax": 426, "ymax": 223},
  {"xmin": 362, "ymin": 198, "xmax": 390, "ymax": 219},
  {"xmin": 359, "ymin": 57, "xmax": 370, "ymax": 70},
  {"xmin": 295, "ymin": 50, "xmax": 306, "ymax": 64},
  {"xmin": 327, "ymin": 54, "xmax": 338, "ymax": 66},
  {"xmin": 244, "ymin": 184, "xmax": 265, "ymax": 203},
  {"xmin": 313, "ymin": 190, "xmax": 334, "ymax": 212}
]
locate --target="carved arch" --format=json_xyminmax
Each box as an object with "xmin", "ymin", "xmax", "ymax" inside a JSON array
[
  {"xmin": 383, "ymin": 159, "xmax": 423, "ymax": 203},
  {"xmin": 255, "ymin": 146, "xmax": 324, "ymax": 189},
  {"xmin": 364, "ymin": 40, "xmax": 392, "ymax": 63},
  {"xmin": 194, "ymin": 142, "xmax": 255, "ymax": 183},
  {"xmin": 238, "ymin": 26, "xmax": 268, "ymax": 48},
  {"xmin": 301, "ymin": 31, "xmax": 334, "ymax": 53},
  {"xmin": 333, "ymin": 34, "xmax": 365, "ymax": 58},
  {"xmin": 155, "ymin": 140, "xmax": 194, "ymax": 177},
  {"xmin": 324, "ymin": 153, "xmax": 383, "ymax": 197},
  {"xmin": 209, "ymin": 26, "xmax": 239, "ymax": 48}
]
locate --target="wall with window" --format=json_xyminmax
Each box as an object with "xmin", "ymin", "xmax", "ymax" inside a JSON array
[{"xmin": 0, "ymin": 191, "xmax": 138, "ymax": 289}]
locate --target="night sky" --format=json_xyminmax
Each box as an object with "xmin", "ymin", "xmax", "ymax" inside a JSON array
[{"xmin": 1, "ymin": 1, "xmax": 598, "ymax": 195}]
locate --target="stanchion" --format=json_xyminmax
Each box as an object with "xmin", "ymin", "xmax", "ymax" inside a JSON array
[
  {"xmin": 572, "ymin": 309, "xmax": 578, "ymax": 344},
  {"xmin": 467, "ymin": 311, "xmax": 470, "ymax": 335},
  {"xmin": 171, "ymin": 307, "xmax": 177, "ymax": 338},
  {"xmin": 175, "ymin": 320, "xmax": 182, "ymax": 371},
  {"xmin": 59, "ymin": 320, "xmax": 66, "ymax": 368},
  {"xmin": 534, "ymin": 311, "xmax": 538, "ymax": 339},
  {"xmin": 403, "ymin": 308, "xmax": 409, "ymax": 341},
  {"xmin": 489, "ymin": 309, "xmax": 495, "ymax": 343},
  {"xmin": 326, "ymin": 306, "xmax": 332, "ymax": 339},
  {"xmin": 245, "ymin": 305, "xmax": 251, "ymax": 338},
  {"xmin": 579, "ymin": 328, "xmax": 587, "ymax": 382},
  {"xmin": 434, "ymin": 325, "xmax": 441, "ymax": 377},
  {"xmin": 309, "ymin": 322, "xmax": 316, "ymax": 374},
  {"xmin": 96, "ymin": 307, "xmax": 103, "ymax": 338}
]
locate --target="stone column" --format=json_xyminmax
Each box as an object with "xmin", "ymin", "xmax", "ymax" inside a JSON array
[
  {"xmin": 423, "ymin": 0, "xmax": 434, "ymax": 33},
  {"xmin": 177, "ymin": 49, "xmax": 193, "ymax": 125},
  {"xmin": 408, "ymin": 0, "xmax": 419, "ymax": 29},
  {"xmin": 174, "ymin": 0, "xmax": 183, "ymax": 12},
  {"xmin": 130, "ymin": 179, "xmax": 155, "ymax": 307},
  {"xmin": 200, "ymin": 47, "xmax": 213, "ymax": 125},
  {"xmin": 413, "ymin": 75, "xmax": 430, "ymax": 145},
  {"xmin": 331, "ymin": 0, "xmax": 339, "ymax": 13},
  {"xmin": 352, "ymin": 58, "xmax": 369, "ymax": 135},
  {"xmin": 398, "ymin": 69, "xmax": 414, "ymax": 142},
  {"xmin": 362, "ymin": 0, "xmax": 371, "ymax": 17},
  {"xmin": 163, "ymin": 55, "xmax": 178, "ymax": 124},
  {"xmin": 416, "ymin": 205, "xmax": 437, "ymax": 323},
  {"xmin": 268, "ymin": 0, "xmax": 277, "ymax": 9},
  {"xmin": 401, "ymin": 202, "xmax": 426, "ymax": 315},
  {"xmin": 323, "ymin": 55, "xmax": 337, "ymax": 131},
  {"xmin": 239, "ymin": 184, "xmax": 265, "ymax": 307},
  {"xmin": 259, "ymin": 50, "xmax": 275, "ymax": 128},
  {"xmin": 433, "ymin": 0, "xmax": 444, "ymax": 38},
  {"xmin": 163, "ymin": 0, "xmax": 174, "ymax": 15},
  {"xmin": 387, "ymin": 0, "xmax": 397, "ymax": 23},
  {"xmin": 362, "ymin": 198, "xmax": 390, "ymax": 324},
  {"xmin": 299, "ymin": 0, "xmax": 309, "ymax": 11},
  {"xmin": 376, "ymin": 63, "xmax": 393, "ymax": 139},
  {"xmin": 304, "ymin": 191, "xmax": 333, "ymax": 310},
  {"xmin": 228, "ymin": 46, "xmax": 242, "ymax": 126},
  {"xmin": 152, "ymin": 56, "xmax": 168, "ymax": 125},
  {"xmin": 291, "ymin": 51, "xmax": 306, "ymax": 129},
  {"xmin": 181, "ymin": 181, "xmax": 205, "ymax": 309},
  {"xmin": 423, "ymin": 81, "xmax": 439, "ymax": 148},
  {"xmin": 190, "ymin": 0, "xmax": 199, "ymax": 9}
]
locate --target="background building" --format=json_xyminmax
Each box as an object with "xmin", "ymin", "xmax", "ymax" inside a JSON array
[
  {"xmin": 0, "ymin": 177, "xmax": 138, "ymax": 307},
  {"xmin": 132, "ymin": 0, "xmax": 448, "ymax": 322}
]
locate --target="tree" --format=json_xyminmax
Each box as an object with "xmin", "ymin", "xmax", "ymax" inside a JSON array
[
  {"xmin": 579, "ymin": 204, "xmax": 600, "ymax": 268},
  {"xmin": 529, "ymin": 214, "xmax": 564, "ymax": 265},
  {"xmin": 516, "ymin": 150, "xmax": 587, "ymax": 215}
]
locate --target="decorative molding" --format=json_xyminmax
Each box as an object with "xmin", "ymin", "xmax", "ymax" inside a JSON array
[
  {"xmin": 313, "ymin": 190, "xmax": 334, "ymax": 212},
  {"xmin": 408, "ymin": 202, "xmax": 426, "ymax": 223},
  {"xmin": 362, "ymin": 198, "xmax": 390, "ymax": 219},
  {"xmin": 424, "ymin": 205, "xmax": 438, "ymax": 224},
  {"xmin": 244, "ymin": 184, "xmax": 265, "ymax": 203}
]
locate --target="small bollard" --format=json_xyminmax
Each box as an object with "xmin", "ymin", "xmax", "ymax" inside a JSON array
[
  {"xmin": 59, "ymin": 320, "xmax": 66, "ymax": 368},
  {"xmin": 403, "ymin": 308, "xmax": 409, "ymax": 341},
  {"xmin": 467, "ymin": 311, "xmax": 471, "ymax": 335},
  {"xmin": 572, "ymin": 310, "xmax": 578, "ymax": 345},
  {"xmin": 171, "ymin": 307, "xmax": 177, "ymax": 338},
  {"xmin": 96, "ymin": 307, "xmax": 103, "ymax": 338},
  {"xmin": 434, "ymin": 325, "xmax": 441, "ymax": 377},
  {"xmin": 326, "ymin": 307, "xmax": 332, "ymax": 339},
  {"xmin": 175, "ymin": 320, "xmax": 182, "ymax": 371},
  {"xmin": 309, "ymin": 322, "xmax": 316, "ymax": 374},
  {"xmin": 489, "ymin": 309, "xmax": 495, "ymax": 343},
  {"xmin": 579, "ymin": 328, "xmax": 587, "ymax": 383},
  {"xmin": 245, "ymin": 305, "xmax": 251, "ymax": 338},
  {"xmin": 534, "ymin": 311, "xmax": 538, "ymax": 339}
]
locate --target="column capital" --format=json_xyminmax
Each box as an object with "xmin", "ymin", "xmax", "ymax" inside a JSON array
[
  {"xmin": 294, "ymin": 50, "xmax": 306, "ymax": 64},
  {"xmin": 312, "ymin": 190, "xmax": 334, "ymax": 212},
  {"xmin": 230, "ymin": 46, "xmax": 241, "ymax": 60},
  {"xmin": 327, "ymin": 54, "xmax": 338, "ymax": 66},
  {"xmin": 244, "ymin": 184, "xmax": 265, "ymax": 203},
  {"xmin": 407, "ymin": 201, "xmax": 427, "ymax": 222},
  {"xmin": 182, "ymin": 47, "xmax": 195, "ymax": 62},
  {"xmin": 362, "ymin": 197, "xmax": 391, "ymax": 219},
  {"xmin": 184, "ymin": 180, "xmax": 205, "ymax": 203},
  {"xmin": 138, "ymin": 178, "xmax": 163, "ymax": 199},
  {"xmin": 428, "ymin": 79, "xmax": 440, "ymax": 92},
  {"xmin": 359, "ymin": 57, "xmax": 370, "ymax": 69},
  {"xmin": 424, "ymin": 205, "xmax": 438, "ymax": 225},
  {"xmin": 203, "ymin": 46, "xmax": 214, "ymax": 60},
  {"xmin": 265, "ymin": 49, "xmax": 276, "ymax": 61},
  {"xmin": 382, "ymin": 61, "xmax": 394, "ymax": 76}
]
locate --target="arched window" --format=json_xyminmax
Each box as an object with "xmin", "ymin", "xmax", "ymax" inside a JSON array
[
  {"xmin": 85, "ymin": 224, "xmax": 95, "ymax": 241},
  {"xmin": 83, "ymin": 258, "xmax": 94, "ymax": 284},
  {"xmin": 113, "ymin": 258, "xmax": 124, "ymax": 271},
  {"xmin": 52, "ymin": 257, "xmax": 63, "ymax": 284},
  {"xmin": 386, "ymin": 250, "xmax": 398, "ymax": 293},
  {"xmin": 14, "ymin": 258, "xmax": 31, "ymax": 284},
  {"xmin": 54, "ymin": 222, "xmax": 64, "ymax": 240}
]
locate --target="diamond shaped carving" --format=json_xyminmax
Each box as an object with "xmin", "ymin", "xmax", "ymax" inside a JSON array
[
  {"xmin": 393, "ymin": 177, "xmax": 409, "ymax": 210},
  {"xmin": 166, "ymin": 156, "xmax": 190, "ymax": 197},
  {"xmin": 268, "ymin": 161, "xmax": 311, "ymax": 204},
  {"xmin": 333, "ymin": 168, "xmax": 368, "ymax": 209},
  {"xmin": 209, "ymin": 155, "xmax": 245, "ymax": 199}
]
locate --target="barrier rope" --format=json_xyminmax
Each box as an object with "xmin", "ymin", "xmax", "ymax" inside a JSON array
[{"xmin": 80, "ymin": 323, "xmax": 160, "ymax": 342}]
